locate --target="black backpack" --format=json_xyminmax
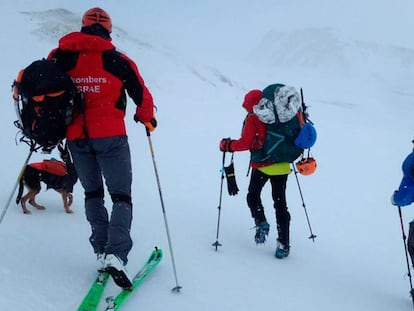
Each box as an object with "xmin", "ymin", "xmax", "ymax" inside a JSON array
[{"xmin": 12, "ymin": 59, "xmax": 81, "ymax": 152}]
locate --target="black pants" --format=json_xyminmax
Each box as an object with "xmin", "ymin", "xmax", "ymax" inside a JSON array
[{"xmin": 247, "ymin": 168, "xmax": 291, "ymax": 245}]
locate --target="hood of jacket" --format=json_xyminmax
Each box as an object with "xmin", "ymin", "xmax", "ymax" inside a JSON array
[
  {"xmin": 58, "ymin": 31, "xmax": 115, "ymax": 52},
  {"xmin": 242, "ymin": 89, "xmax": 263, "ymax": 113}
]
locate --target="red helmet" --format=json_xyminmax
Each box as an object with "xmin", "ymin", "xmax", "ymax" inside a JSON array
[{"xmin": 82, "ymin": 7, "xmax": 112, "ymax": 33}]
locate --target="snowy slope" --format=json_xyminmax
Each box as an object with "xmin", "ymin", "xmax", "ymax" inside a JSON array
[{"xmin": 1, "ymin": 1, "xmax": 414, "ymax": 310}]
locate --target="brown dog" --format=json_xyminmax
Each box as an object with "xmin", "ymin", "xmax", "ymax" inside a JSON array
[{"xmin": 16, "ymin": 157, "xmax": 78, "ymax": 214}]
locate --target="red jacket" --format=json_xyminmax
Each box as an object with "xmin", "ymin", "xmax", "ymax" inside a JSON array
[
  {"xmin": 230, "ymin": 90, "xmax": 268, "ymax": 169},
  {"xmin": 48, "ymin": 31, "xmax": 154, "ymax": 140}
]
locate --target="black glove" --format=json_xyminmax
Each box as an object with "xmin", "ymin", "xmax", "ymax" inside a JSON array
[
  {"xmin": 134, "ymin": 115, "xmax": 157, "ymax": 132},
  {"xmin": 224, "ymin": 162, "xmax": 239, "ymax": 196},
  {"xmin": 144, "ymin": 118, "xmax": 157, "ymax": 132}
]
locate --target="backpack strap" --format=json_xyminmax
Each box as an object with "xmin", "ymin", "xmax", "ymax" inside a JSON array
[
  {"xmin": 12, "ymin": 69, "xmax": 24, "ymax": 101},
  {"xmin": 296, "ymin": 111, "xmax": 305, "ymax": 127}
]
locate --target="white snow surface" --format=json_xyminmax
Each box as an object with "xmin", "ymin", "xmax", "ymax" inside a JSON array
[{"xmin": 1, "ymin": 1, "xmax": 414, "ymax": 310}]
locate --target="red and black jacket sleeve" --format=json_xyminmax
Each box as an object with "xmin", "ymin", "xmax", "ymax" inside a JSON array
[{"xmin": 230, "ymin": 114, "xmax": 266, "ymax": 152}]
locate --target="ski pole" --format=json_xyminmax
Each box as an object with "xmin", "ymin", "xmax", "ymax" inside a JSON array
[
  {"xmin": 397, "ymin": 206, "xmax": 414, "ymax": 307},
  {"xmin": 212, "ymin": 151, "xmax": 226, "ymax": 251},
  {"xmin": 145, "ymin": 128, "xmax": 182, "ymax": 292},
  {"xmin": 0, "ymin": 148, "xmax": 34, "ymax": 224},
  {"xmin": 291, "ymin": 163, "xmax": 317, "ymax": 241}
]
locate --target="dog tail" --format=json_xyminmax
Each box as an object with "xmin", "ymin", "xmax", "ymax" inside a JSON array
[{"xmin": 16, "ymin": 175, "xmax": 24, "ymax": 204}]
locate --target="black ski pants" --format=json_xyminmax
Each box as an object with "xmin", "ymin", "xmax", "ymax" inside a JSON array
[{"xmin": 247, "ymin": 168, "xmax": 291, "ymax": 245}]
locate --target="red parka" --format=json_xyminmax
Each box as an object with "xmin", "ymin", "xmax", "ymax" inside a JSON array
[
  {"xmin": 229, "ymin": 90, "xmax": 269, "ymax": 169},
  {"xmin": 48, "ymin": 31, "xmax": 154, "ymax": 140}
]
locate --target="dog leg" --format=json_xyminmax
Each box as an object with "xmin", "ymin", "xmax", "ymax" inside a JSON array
[
  {"xmin": 28, "ymin": 192, "xmax": 45, "ymax": 210},
  {"xmin": 20, "ymin": 193, "xmax": 32, "ymax": 214},
  {"xmin": 61, "ymin": 191, "xmax": 73, "ymax": 214}
]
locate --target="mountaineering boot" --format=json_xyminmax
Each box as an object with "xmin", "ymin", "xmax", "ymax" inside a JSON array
[
  {"xmin": 276, "ymin": 219, "xmax": 290, "ymax": 251},
  {"xmin": 97, "ymin": 253, "xmax": 105, "ymax": 271},
  {"xmin": 254, "ymin": 221, "xmax": 270, "ymax": 244},
  {"xmin": 275, "ymin": 239, "xmax": 290, "ymax": 259},
  {"xmin": 102, "ymin": 254, "xmax": 132, "ymax": 289}
]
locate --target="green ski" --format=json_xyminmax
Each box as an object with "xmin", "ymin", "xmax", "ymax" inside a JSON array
[
  {"xmin": 104, "ymin": 247, "xmax": 163, "ymax": 311},
  {"xmin": 77, "ymin": 271, "xmax": 110, "ymax": 311}
]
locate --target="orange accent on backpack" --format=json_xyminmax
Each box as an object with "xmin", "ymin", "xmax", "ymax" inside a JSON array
[{"xmin": 32, "ymin": 90, "xmax": 65, "ymax": 102}]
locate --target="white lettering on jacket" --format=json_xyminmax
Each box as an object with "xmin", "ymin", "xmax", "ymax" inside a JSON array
[{"xmin": 72, "ymin": 76, "xmax": 107, "ymax": 94}]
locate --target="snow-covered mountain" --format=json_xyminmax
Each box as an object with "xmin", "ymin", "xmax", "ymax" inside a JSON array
[{"xmin": 1, "ymin": 1, "xmax": 414, "ymax": 310}]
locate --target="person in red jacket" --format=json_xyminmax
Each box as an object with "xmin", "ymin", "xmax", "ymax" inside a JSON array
[
  {"xmin": 220, "ymin": 89, "xmax": 291, "ymax": 259},
  {"xmin": 48, "ymin": 7, "xmax": 156, "ymax": 288}
]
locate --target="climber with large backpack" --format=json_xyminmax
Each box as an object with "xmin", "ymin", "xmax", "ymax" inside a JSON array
[{"xmin": 219, "ymin": 84, "xmax": 316, "ymax": 259}]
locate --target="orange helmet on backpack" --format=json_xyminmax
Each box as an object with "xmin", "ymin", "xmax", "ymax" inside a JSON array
[
  {"xmin": 296, "ymin": 157, "xmax": 317, "ymax": 176},
  {"xmin": 82, "ymin": 7, "xmax": 112, "ymax": 33}
]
